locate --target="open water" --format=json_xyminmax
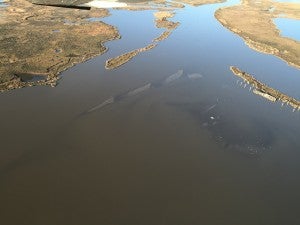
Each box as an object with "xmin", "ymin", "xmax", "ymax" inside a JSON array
[{"xmin": 0, "ymin": 1, "xmax": 300, "ymax": 224}]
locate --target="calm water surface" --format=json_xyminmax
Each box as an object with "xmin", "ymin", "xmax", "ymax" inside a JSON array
[
  {"xmin": 274, "ymin": 18, "xmax": 300, "ymax": 42},
  {"xmin": 1, "ymin": 1, "xmax": 300, "ymax": 225}
]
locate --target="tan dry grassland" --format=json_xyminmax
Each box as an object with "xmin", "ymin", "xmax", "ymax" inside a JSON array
[
  {"xmin": 105, "ymin": 44, "xmax": 157, "ymax": 69},
  {"xmin": 215, "ymin": 0, "xmax": 300, "ymax": 69},
  {"xmin": 0, "ymin": 0, "xmax": 119, "ymax": 91},
  {"xmin": 0, "ymin": 0, "xmax": 225, "ymax": 91}
]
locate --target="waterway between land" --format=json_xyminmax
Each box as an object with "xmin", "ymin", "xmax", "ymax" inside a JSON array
[{"xmin": 0, "ymin": 0, "xmax": 300, "ymax": 224}]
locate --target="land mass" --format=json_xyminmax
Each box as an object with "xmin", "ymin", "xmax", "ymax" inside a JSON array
[
  {"xmin": 0, "ymin": 0, "xmax": 119, "ymax": 91},
  {"xmin": 105, "ymin": 10, "xmax": 179, "ymax": 69},
  {"xmin": 0, "ymin": 0, "xmax": 226, "ymax": 91},
  {"xmin": 215, "ymin": 0, "xmax": 300, "ymax": 70}
]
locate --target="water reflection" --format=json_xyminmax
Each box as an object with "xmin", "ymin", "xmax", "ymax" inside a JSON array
[
  {"xmin": 274, "ymin": 18, "xmax": 300, "ymax": 42},
  {"xmin": 0, "ymin": 0, "xmax": 182, "ymax": 91},
  {"xmin": 231, "ymin": 66, "xmax": 300, "ymax": 111},
  {"xmin": 215, "ymin": 0, "xmax": 300, "ymax": 69},
  {"xmin": 166, "ymin": 100, "xmax": 274, "ymax": 157},
  {"xmin": 83, "ymin": 70, "xmax": 198, "ymax": 114},
  {"xmin": 1, "ymin": 0, "xmax": 300, "ymax": 225},
  {"xmin": 2, "ymin": 0, "xmax": 299, "ymax": 92}
]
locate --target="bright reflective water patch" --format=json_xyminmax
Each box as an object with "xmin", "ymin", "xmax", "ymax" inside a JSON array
[{"xmin": 274, "ymin": 18, "xmax": 300, "ymax": 42}]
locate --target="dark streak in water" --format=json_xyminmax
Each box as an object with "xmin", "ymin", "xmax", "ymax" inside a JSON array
[
  {"xmin": 81, "ymin": 70, "xmax": 203, "ymax": 116},
  {"xmin": 166, "ymin": 100, "xmax": 274, "ymax": 157}
]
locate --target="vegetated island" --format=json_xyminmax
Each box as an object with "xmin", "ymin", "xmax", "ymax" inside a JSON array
[
  {"xmin": 0, "ymin": 0, "xmax": 119, "ymax": 92},
  {"xmin": 105, "ymin": 0, "xmax": 225, "ymax": 70},
  {"xmin": 105, "ymin": 10, "xmax": 179, "ymax": 70},
  {"xmin": 215, "ymin": 0, "xmax": 300, "ymax": 70},
  {"xmin": 231, "ymin": 66, "xmax": 300, "ymax": 111},
  {"xmin": 105, "ymin": 43, "xmax": 157, "ymax": 69},
  {"xmin": 0, "ymin": 0, "xmax": 226, "ymax": 92}
]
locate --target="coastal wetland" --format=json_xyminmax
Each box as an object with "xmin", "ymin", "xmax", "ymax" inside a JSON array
[{"xmin": 0, "ymin": 0, "xmax": 300, "ymax": 224}]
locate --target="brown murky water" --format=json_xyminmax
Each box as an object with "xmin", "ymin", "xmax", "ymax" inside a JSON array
[{"xmin": 1, "ymin": 1, "xmax": 300, "ymax": 225}]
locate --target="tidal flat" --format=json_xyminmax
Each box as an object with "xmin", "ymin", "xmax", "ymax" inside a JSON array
[{"xmin": 0, "ymin": 0, "xmax": 300, "ymax": 225}]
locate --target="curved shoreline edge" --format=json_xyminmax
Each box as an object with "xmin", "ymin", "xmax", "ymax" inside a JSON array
[
  {"xmin": 215, "ymin": 0, "xmax": 300, "ymax": 71},
  {"xmin": 0, "ymin": 0, "xmax": 120, "ymax": 92}
]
